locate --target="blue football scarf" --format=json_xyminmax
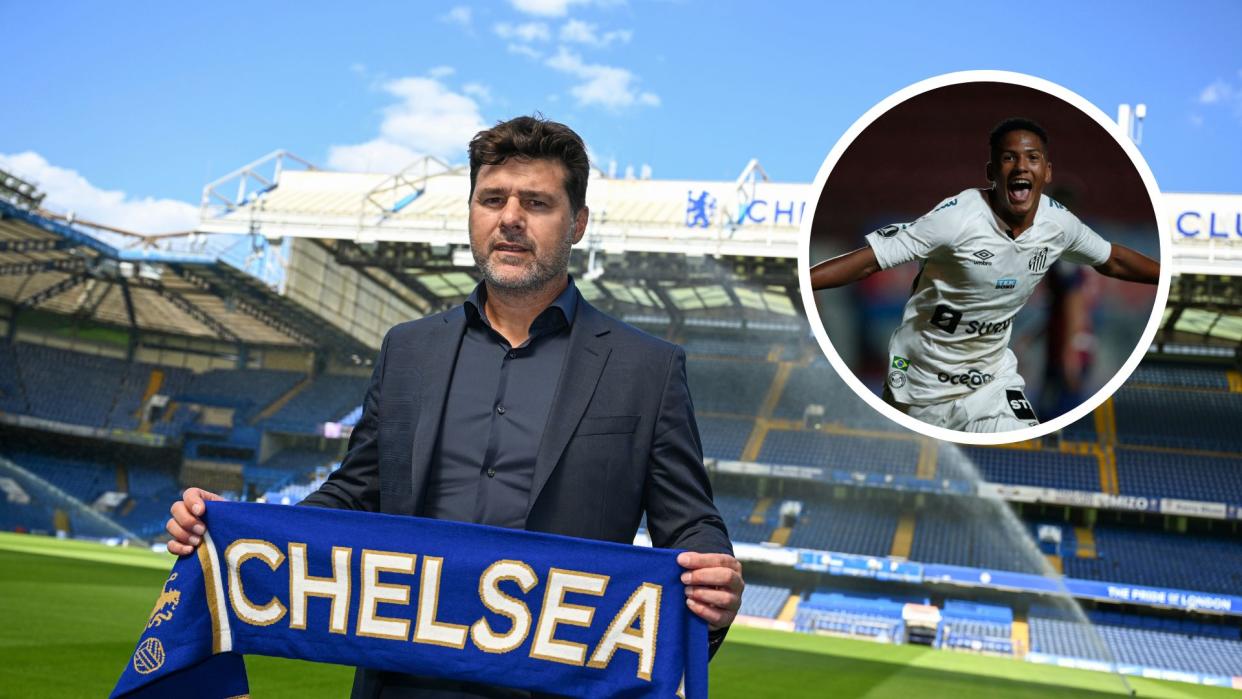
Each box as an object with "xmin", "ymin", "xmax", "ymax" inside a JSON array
[{"xmin": 112, "ymin": 501, "xmax": 708, "ymax": 698}]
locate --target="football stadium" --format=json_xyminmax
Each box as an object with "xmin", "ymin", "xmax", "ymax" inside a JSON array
[{"xmin": 0, "ymin": 142, "xmax": 1240, "ymax": 697}]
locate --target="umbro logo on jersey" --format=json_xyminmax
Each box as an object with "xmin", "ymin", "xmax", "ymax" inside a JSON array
[
  {"xmin": 995, "ymin": 278, "xmax": 1017, "ymax": 290},
  {"xmin": 1029, "ymin": 246, "xmax": 1049, "ymax": 273},
  {"xmin": 971, "ymin": 249, "xmax": 995, "ymax": 266}
]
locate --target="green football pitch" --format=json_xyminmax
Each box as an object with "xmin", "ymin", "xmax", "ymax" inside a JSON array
[{"xmin": 0, "ymin": 532, "xmax": 1234, "ymax": 698}]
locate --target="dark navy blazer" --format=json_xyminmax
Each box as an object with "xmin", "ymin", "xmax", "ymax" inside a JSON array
[{"xmin": 302, "ymin": 298, "xmax": 732, "ymax": 698}]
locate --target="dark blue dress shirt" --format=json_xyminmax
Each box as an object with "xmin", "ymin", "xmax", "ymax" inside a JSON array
[{"xmin": 424, "ymin": 279, "xmax": 579, "ymax": 529}]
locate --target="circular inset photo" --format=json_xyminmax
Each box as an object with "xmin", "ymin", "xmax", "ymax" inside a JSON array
[{"xmin": 798, "ymin": 71, "xmax": 1170, "ymax": 445}]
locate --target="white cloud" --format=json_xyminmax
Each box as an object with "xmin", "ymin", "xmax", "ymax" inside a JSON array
[
  {"xmin": 327, "ymin": 75, "xmax": 487, "ymax": 172},
  {"xmin": 462, "ymin": 82, "xmax": 493, "ymax": 103},
  {"xmin": 0, "ymin": 151, "xmax": 198, "ymax": 234},
  {"xmin": 428, "ymin": 65, "xmax": 456, "ymax": 79},
  {"xmin": 559, "ymin": 19, "xmax": 631, "ymax": 47},
  {"xmin": 440, "ymin": 6, "xmax": 472, "ymax": 27},
  {"xmin": 507, "ymin": 43, "xmax": 544, "ymax": 60},
  {"xmin": 1199, "ymin": 79, "xmax": 1232, "ymax": 105},
  {"xmin": 494, "ymin": 21, "xmax": 551, "ymax": 43},
  {"xmin": 545, "ymin": 47, "xmax": 659, "ymax": 109},
  {"xmin": 326, "ymin": 140, "xmax": 424, "ymax": 174},
  {"xmin": 509, "ymin": 0, "xmax": 592, "ymax": 17},
  {"xmin": 1196, "ymin": 73, "xmax": 1242, "ymax": 123}
]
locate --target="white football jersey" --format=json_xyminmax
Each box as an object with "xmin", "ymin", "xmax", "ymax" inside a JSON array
[{"xmin": 867, "ymin": 188, "xmax": 1112, "ymax": 406}]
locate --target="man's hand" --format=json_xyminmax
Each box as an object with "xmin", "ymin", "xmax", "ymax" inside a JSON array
[
  {"xmin": 677, "ymin": 552, "xmax": 744, "ymax": 631},
  {"xmin": 166, "ymin": 487, "xmax": 223, "ymax": 556}
]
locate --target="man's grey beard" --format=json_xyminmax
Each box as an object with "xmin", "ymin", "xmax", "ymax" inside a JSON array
[{"xmin": 472, "ymin": 229, "xmax": 575, "ymax": 295}]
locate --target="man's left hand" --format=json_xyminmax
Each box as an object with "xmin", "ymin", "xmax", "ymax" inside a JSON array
[{"xmin": 677, "ymin": 552, "xmax": 744, "ymax": 631}]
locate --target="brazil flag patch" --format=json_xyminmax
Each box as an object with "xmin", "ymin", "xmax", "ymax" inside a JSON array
[{"xmin": 891, "ymin": 356, "xmax": 910, "ymax": 371}]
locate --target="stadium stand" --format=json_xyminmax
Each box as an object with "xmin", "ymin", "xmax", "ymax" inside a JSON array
[
  {"xmin": 247, "ymin": 448, "xmax": 339, "ymax": 495},
  {"xmin": 687, "ymin": 359, "xmax": 776, "ymax": 415},
  {"xmin": 1062, "ymin": 525, "xmax": 1242, "ymax": 597},
  {"xmin": 0, "ymin": 341, "xmax": 26, "ymax": 413},
  {"xmin": 938, "ymin": 600, "xmax": 1014, "ymax": 655},
  {"xmin": 794, "ymin": 590, "xmax": 916, "ymax": 642},
  {"xmin": 712, "ymin": 493, "xmax": 771, "ymax": 543},
  {"xmin": 911, "ymin": 499, "xmax": 1045, "ymax": 574},
  {"xmin": 179, "ymin": 368, "xmax": 304, "ymax": 424},
  {"xmin": 0, "ymin": 455, "xmax": 128, "ymax": 539},
  {"xmin": 683, "ymin": 336, "xmax": 776, "ymax": 360},
  {"xmin": 258, "ymin": 373, "xmax": 368, "ymax": 434},
  {"xmin": 738, "ymin": 584, "xmax": 792, "ymax": 619},
  {"xmin": 758, "ymin": 431, "xmax": 920, "ymax": 475},
  {"xmin": 784, "ymin": 498, "xmax": 897, "ymax": 556},
  {"xmin": 12, "ymin": 343, "xmax": 129, "ymax": 428},
  {"xmin": 108, "ymin": 363, "xmax": 195, "ymax": 432},
  {"xmin": 1029, "ymin": 616, "xmax": 1242, "ymax": 678},
  {"xmin": 1114, "ymin": 448, "xmax": 1242, "ymax": 504},
  {"xmin": 694, "ymin": 416, "xmax": 753, "ymax": 460},
  {"xmin": 1, "ymin": 449, "xmax": 114, "ymax": 505},
  {"xmin": 1128, "ymin": 362, "xmax": 1229, "ymax": 391},
  {"xmin": 113, "ymin": 464, "xmax": 182, "ymax": 538},
  {"xmin": 262, "ymin": 463, "xmax": 338, "ymax": 505},
  {"xmin": 1112, "ymin": 386, "xmax": 1241, "ymax": 451},
  {"xmin": 961, "ymin": 446, "xmax": 1100, "ymax": 492}
]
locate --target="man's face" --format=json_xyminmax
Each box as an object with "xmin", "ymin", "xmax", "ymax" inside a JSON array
[
  {"xmin": 469, "ymin": 157, "xmax": 587, "ymax": 293},
  {"xmin": 987, "ymin": 129, "xmax": 1052, "ymax": 221}
]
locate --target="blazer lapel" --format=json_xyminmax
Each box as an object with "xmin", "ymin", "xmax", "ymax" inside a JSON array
[
  {"xmin": 527, "ymin": 301, "xmax": 611, "ymax": 516},
  {"xmin": 409, "ymin": 308, "xmax": 467, "ymax": 509}
]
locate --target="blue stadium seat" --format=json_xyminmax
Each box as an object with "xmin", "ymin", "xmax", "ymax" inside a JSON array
[
  {"xmin": 758, "ymin": 431, "xmax": 920, "ymax": 476},
  {"xmin": 738, "ymin": 584, "xmax": 791, "ymax": 619},
  {"xmin": 1063, "ymin": 526, "xmax": 1242, "ymax": 597}
]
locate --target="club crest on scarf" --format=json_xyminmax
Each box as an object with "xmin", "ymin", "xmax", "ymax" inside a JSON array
[{"xmin": 146, "ymin": 573, "xmax": 181, "ymax": 629}]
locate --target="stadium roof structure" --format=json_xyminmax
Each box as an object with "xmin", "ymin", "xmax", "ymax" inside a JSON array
[
  {"xmin": 1156, "ymin": 273, "xmax": 1242, "ymax": 357},
  {"xmin": 0, "ymin": 179, "xmax": 372, "ymax": 359},
  {"xmin": 192, "ymin": 152, "xmax": 809, "ymax": 335}
]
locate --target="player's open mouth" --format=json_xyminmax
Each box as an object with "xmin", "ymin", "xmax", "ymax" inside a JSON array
[{"xmin": 1007, "ymin": 178, "xmax": 1032, "ymax": 205}]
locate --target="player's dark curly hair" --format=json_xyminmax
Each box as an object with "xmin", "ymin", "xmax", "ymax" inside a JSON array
[
  {"xmin": 989, "ymin": 117, "xmax": 1049, "ymax": 155},
  {"xmin": 468, "ymin": 115, "xmax": 590, "ymax": 214}
]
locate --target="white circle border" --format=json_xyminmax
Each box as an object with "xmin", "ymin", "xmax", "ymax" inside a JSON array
[{"xmin": 796, "ymin": 70, "xmax": 1172, "ymax": 446}]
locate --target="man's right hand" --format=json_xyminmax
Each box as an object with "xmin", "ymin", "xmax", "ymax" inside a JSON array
[{"xmin": 166, "ymin": 487, "xmax": 223, "ymax": 556}]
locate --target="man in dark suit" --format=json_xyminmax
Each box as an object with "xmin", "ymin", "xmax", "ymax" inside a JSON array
[{"xmin": 167, "ymin": 115, "xmax": 743, "ymax": 697}]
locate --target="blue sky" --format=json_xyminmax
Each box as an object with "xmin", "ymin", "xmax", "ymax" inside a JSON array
[{"xmin": 2, "ymin": 0, "xmax": 1240, "ymax": 233}]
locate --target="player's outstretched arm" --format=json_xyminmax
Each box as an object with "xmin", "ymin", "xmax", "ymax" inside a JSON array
[
  {"xmin": 1093, "ymin": 244, "xmax": 1160, "ymax": 285},
  {"xmin": 809, "ymin": 246, "xmax": 882, "ymax": 290}
]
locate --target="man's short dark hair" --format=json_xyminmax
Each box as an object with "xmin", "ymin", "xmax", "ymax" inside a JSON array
[
  {"xmin": 468, "ymin": 115, "xmax": 590, "ymax": 214},
  {"xmin": 989, "ymin": 117, "xmax": 1049, "ymax": 155}
]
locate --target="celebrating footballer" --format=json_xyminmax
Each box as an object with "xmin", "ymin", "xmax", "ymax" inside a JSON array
[{"xmin": 809, "ymin": 118, "xmax": 1159, "ymax": 433}]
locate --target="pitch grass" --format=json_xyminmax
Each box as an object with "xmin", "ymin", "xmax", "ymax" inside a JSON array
[{"xmin": 0, "ymin": 532, "xmax": 1235, "ymax": 698}]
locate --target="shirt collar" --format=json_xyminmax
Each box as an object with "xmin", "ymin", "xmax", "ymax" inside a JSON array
[
  {"xmin": 464, "ymin": 276, "xmax": 580, "ymax": 331},
  {"xmin": 982, "ymin": 189, "xmax": 1049, "ymax": 238}
]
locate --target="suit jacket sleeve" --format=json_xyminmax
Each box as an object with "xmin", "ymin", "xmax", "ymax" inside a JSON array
[
  {"xmin": 644, "ymin": 346, "xmax": 732, "ymax": 555},
  {"xmin": 299, "ymin": 331, "xmax": 388, "ymax": 511}
]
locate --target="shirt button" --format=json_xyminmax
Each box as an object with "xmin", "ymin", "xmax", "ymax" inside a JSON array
[
  {"xmin": 496, "ymin": 405, "xmax": 506, "ymax": 414},
  {"xmin": 486, "ymin": 468, "xmax": 497, "ymax": 478},
  {"xmin": 507, "ymin": 350, "xmax": 517, "ymax": 359}
]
